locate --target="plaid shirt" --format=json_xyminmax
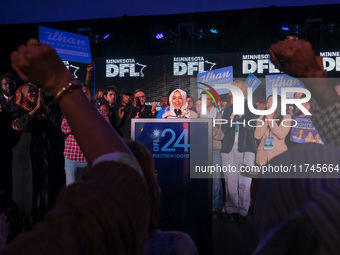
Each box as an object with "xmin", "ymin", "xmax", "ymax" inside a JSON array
[
  {"xmin": 61, "ymin": 109, "xmax": 110, "ymax": 162},
  {"xmin": 311, "ymin": 102, "xmax": 340, "ymax": 146}
]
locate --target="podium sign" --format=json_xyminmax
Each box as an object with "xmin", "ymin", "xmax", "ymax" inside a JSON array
[{"xmin": 131, "ymin": 119, "xmax": 212, "ymax": 254}]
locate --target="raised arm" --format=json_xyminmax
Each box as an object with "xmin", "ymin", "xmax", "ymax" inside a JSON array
[
  {"xmin": 10, "ymin": 39, "xmax": 131, "ymax": 165},
  {"xmin": 85, "ymin": 60, "xmax": 94, "ymax": 87},
  {"xmin": 269, "ymin": 38, "xmax": 340, "ymax": 108}
]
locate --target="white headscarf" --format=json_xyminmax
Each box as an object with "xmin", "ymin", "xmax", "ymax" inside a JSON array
[{"xmin": 162, "ymin": 89, "xmax": 191, "ymax": 118}]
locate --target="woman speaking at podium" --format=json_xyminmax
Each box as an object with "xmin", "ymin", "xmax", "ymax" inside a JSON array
[{"xmin": 162, "ymin": 89, "xmax": 197, "ymax": 118}]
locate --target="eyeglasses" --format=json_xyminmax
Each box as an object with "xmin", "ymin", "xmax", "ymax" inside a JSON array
[{"xmin": 135, "ymin": 96, "xmax": 145, "ymax": 99}]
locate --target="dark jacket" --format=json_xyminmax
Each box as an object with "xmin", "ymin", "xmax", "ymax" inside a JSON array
[
  {"xmin": 221, "ymin": 101, "xmax": 257, "ymax": 154},
  {"xmin": 139, "ymin": 105, "xmax": 157, "ymax": 118},
  {"xmin": 114, "ymin": 104, "xmax": 140, "ymax": 138},
  {"xmin": 0, "ymin": 94, "xmax": 7, "ymax": 110}
]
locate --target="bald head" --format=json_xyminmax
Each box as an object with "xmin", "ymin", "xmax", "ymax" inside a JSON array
[{"xmin": 335, "ymin": 85, "xmax": 340, "ymax": 97}]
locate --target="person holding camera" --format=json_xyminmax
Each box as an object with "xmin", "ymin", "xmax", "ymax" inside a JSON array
[
  {"xmin": 115, "ymin": 88, "xmax": 140, "ymax": 138},
  {"xmin": 134, "ymin": 89, "xmax": 157, "ymax": 118}
]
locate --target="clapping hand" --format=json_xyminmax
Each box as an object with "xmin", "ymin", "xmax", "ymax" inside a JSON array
[{"xmin": 151, "ymin": 102, "xmax": 157, "ymax": 113}]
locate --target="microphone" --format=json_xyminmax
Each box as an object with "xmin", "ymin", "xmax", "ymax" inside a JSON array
[{"xmin": 174, "ymin": 109, "xmax": 182, "ymax": 117}]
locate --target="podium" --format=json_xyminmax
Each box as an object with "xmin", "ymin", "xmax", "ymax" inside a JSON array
[{"xmin": 132, "ymin": 119, "xmax": 212, "ymax": 254}]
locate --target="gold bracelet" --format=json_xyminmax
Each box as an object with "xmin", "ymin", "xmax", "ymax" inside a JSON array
[{"xmin": 54, "ymin": 81, "xmax": 83, "ymax": 104}]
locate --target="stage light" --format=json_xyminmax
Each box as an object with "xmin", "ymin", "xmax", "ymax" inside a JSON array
[
  {"xmin": 294, "ymin": 25, "xmax": 301, "ymax": 35},
  {"xmin": 156, "ymin": 33, "xmax": 164, "ymax": 39},
  {"xmin": 103, "ymin": 34, "xmax": 110, "ymax": 40},
  {"xmin": 210, "ymin": 28, "xmax": 218, "ymax": 34},
  {"xmin": 282, "ymin": 26, "xmax": 290, "ymax": 31},
  {"xmin": 197, "ymin": 29, "xmax": 205, "ymax": 40}
]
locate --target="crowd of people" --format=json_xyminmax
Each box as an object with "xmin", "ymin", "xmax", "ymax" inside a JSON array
[{"xmin": 0, "ymin": 36, "xmax": 339, "ymax": 254}]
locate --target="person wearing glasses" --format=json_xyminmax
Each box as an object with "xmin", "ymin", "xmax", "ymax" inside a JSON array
[{"xmin": 134, "ymin": 89, "xmax": 157, "ymax": 118}]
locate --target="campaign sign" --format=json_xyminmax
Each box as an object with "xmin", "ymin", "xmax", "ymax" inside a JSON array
[
  {"xmin": 197, "ymin": 66, "xmax": 233, "ymax": 97},
  {"xmin": 39, "ymin": 26, "xmax": 92, "ymax": 63},
  {"xmin": 131, "ymin": 119, "xmax": 212, "ymax": 254},
  {"xmin": 290, "ymin": 116, "xmax": 324, "ymax": 144},
  {"xmin": 245, "ymin": 73, "xmax": 261, "ymax": 92},
  {"xmin": 265, "ymin": 74, "xmax": 304, "ymax": 98}
]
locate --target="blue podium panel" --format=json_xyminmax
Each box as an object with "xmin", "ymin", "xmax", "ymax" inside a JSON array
[{"xmin": 131, "ymin": 119, "xmax": 212, "ymax": 254}]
